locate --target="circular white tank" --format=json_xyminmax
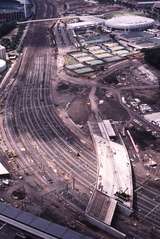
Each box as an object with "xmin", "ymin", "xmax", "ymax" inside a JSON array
[{"xmin": 0, "ymin": 59, "xmax": 6, "ymax": 73}]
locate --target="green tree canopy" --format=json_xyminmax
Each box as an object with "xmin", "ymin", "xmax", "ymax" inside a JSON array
[
  {"xmin": 142, "ymin": 47, "xmax": 160, "ymax": 70},
  {"xmin": 0, "ymin": 21, "xmax": 17, "ymax": 38}
]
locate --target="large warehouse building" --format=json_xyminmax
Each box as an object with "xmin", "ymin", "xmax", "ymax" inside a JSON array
[{"xmin": 105, "ymin": 15, "xmax": 155, "ymax": 31}]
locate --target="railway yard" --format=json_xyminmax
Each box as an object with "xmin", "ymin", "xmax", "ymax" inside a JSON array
[{"xmin": 0, "ymin": 0, "xmax": 160, "ymax": 239}]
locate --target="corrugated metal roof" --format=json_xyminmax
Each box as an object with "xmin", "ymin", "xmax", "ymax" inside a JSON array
[
  {"xmin": 66, "ymin": 63, "xmax": 84, "ymax": 70},
  {"xmin": 74, "ymin": 67, "xmax": 93, "ymax": 74},
  {"xmin": 95, "ymin": 53, "xmax": 112, "ymax": 59},
  {"xmin": 86, "ymin": 59, "xmax": 104, "ymax": 65}
]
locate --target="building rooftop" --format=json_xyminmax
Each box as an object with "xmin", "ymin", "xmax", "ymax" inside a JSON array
[
  {"xmin": 67, "ymin": 21, "xmax": 97, "ymax": 30},
  {"xmin": 74, "ymin": 67, "xmax": 94, "ymax": 74},
  {"xmin": 66, "ymin": 63, "xmax": 84, "ymax": 70},
  {"xmin": 105, "ymin": 15, "xmax": 155, "ymax": 30},
  {"xmin": 103, "ymin": 120, "xmax": 116, "ymax": 137},
  {"xmin": 86, "ymin": 59, "xmax": 104, "ymax": 65},
  {"xmin": 144, "ymin": 112, "xmax": 160, "ymax": 123},
  {"xmin": 86, "ymin": 190, "xmax": 117, "ymax": 225}
]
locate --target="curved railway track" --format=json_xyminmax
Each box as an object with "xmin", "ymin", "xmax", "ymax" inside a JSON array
[{"xmin": 1, "ymin": 0, "xmax": 97, "ymax": 203}]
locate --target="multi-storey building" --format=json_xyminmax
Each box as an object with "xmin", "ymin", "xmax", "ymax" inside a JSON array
[
  {"xmin": 0, "ymin": 45, "xmax": 6, "ymax": 60},
  {"xmin": 0, "ymin": 0, "xmax": 31, "ymax": 23}
]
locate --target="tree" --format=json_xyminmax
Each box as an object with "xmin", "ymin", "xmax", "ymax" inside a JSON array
[
  {"xmin": 142, "ymin": 47, "xmax": 160, "ymax": 70},
  {"xmin": 0, "ymin": 21, "xmax": 17, "ymax": 38}
]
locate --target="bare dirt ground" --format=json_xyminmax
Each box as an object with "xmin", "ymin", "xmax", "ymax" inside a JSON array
[
  {"xmin": 68, "ymin": 97, "xmax": 91, "ymax": 125},
  {"xmin": 128, "ymin": 88, "xmax": 160, "ymax": 111},
  {"xmin": 99, "ymin": 98, "xmax": 129, "ymax": 121},
  {"xmin": 95, "ymin": 88, "xmax": 129, "ymax": 121}
]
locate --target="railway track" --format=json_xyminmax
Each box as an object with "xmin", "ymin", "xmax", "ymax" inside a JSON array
[
  {"xmin": 135, "ymin": 181, "xmax": 160, "ymax": 229},
  {"xmin": 1, "ymin": 0, "xmax": 97, "ymax": 205}
]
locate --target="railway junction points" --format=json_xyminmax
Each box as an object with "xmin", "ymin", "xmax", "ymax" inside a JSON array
[{"xmin": 0, "ymin": 0, "xmax": 160, "ymax": 239}]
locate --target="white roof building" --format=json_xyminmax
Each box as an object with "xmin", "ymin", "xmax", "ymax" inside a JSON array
[
  {"xmin": 67, "ymin": 21, "xmax": 99, "ymax": 30},
  {"xmin": 144, "ymin": 112, "xmax": 160, "ymax": 125},
  {"xmin": 105, "ymin": 15, "xmax": 155, "ymax": 31},
  {"xmin": 67, "ymin": 16, "xmax": 104, "ymax": 30},
  {"xmin": 0, "ymin": 59, "xmax": 6, "ymax": 73},
  {"xmin": 67, "ymin": 15, "xmax": 154, "ymax": 31}
]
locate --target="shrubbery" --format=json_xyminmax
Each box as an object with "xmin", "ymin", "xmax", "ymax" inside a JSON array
[
  {"xmin": 0, "ymin": 24, "xmax": 25, "ymax": 51},
  {"xmin": 142, "ymin": 47, "xmax": 160, "ymax": 70},
  {"xmin": 0, "ymin": 21, "xmax": 17, "ymax": 38}
]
